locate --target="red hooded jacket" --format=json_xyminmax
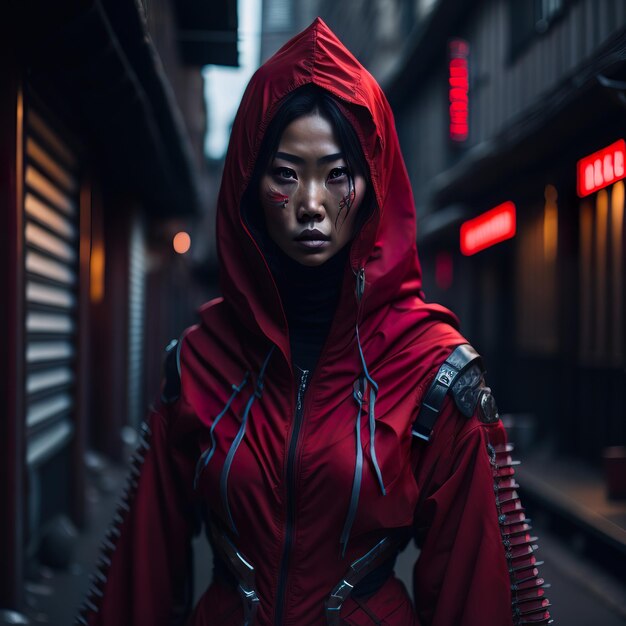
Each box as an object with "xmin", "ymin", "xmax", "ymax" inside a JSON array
[{"xmin": 78, "ymin": 18, "xmax": 551, "ymax": 626}]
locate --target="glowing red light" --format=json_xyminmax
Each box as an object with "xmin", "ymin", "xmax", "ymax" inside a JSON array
[
  {"xmin": 460, "ymin": 201, "xmax": 516, "ymax": 256},
  {"xmin": 449, "ymin": 39, "xmax": 469, "ymax": 142},
  {"xmin": 577, "ymin": 139, "xmax": 626, "ymax": 197}
]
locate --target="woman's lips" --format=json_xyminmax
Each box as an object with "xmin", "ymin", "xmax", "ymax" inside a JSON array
[
  {"xmin": 294, "ymin": 229, "xmax": 330, "ymax": 249},
  {"xmin": 295, "ymin": 239, "xmax": 330, "ymax": 249}
]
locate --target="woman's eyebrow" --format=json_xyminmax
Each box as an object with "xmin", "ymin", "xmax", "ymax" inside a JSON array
[
  {"xmin": 274, "ymin": 151, "xmax": 344, "ymax": 165},
  {"xmin": 274, "ymin": 151, "xmax": 304, "ymax": 164},
  {"xmin": 317, "ymin": 152, "xmax": 343, "ymax": 164}
]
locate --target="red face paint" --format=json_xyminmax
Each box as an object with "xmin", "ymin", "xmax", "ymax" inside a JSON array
[{"xmin": 266, "ymin": 188, "xmax": 289, "ymax": 208}]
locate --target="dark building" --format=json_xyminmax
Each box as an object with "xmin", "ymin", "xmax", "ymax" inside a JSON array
[
  {"xmin": 261, "ymin": 0, "xmax": 320, "ymax": 61},
  {"xmin": 314, "ymin": 0, "xmax": 626, "ymax": 466},
  {"xmin": 387, "ymin": 0, "xmax": 626, "ymax": 468},
  {"xmin": 0, "ymin": 0, "xmax": 236, "ymax": 613}
]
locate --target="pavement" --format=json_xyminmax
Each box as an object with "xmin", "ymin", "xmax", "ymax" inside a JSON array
[
  {"xmin": 21, "ymin": 459, "xmax": 127, "ymax": 625},
  {"xmin": 516, "ymin": 444, "xmax": 626, "ymax": 584},
  {"xmin": 16, "ymin": 446, "xmax": 626, "ymax": 626}
]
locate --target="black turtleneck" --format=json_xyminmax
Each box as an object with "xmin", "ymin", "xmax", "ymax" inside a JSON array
[{"xmin": 272, "ymin": 246, "xmax": 349, "ymax": 372}]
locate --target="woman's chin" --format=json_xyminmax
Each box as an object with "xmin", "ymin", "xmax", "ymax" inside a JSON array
[{"xmin": 286, "ymin": 247, "xmax": 332, "ymax": 266}]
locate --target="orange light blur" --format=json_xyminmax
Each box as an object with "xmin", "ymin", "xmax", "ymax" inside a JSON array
[
  {"xmin": 577, "ymin": 139, "xmax": 626, "ymax": 197},
  {"xmin": 460, "ymin": 201, "xmax": 516, "ymax": 256},
  {"xmin": 543, "ymin": 184, "xmax": 558, "ymax": 263},
  {"xmin": 90, "ymin": 242, "xmax": 105, "ymax": 303},
  {"xmin": 611, "ymin": 181, "xmax": 624, "ymax": 360},
  {"xmin": 173, "ymin": 231, "xmax": 191, "ymax": 254}
]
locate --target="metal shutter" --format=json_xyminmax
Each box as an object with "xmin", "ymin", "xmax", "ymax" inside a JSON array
[{"xmin": 24, "ymin": 108, "xmax": 79, "ymax": 468}]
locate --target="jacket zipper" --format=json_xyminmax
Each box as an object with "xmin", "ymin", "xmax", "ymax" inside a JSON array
[{"xmin": 274, "ymin": 366, "xmax": 310, "ymax": 626}]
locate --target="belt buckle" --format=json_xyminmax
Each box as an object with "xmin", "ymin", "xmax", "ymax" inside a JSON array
[{"xmin": 210, "ymin": 522, "xmax": 260, "ymax": 626}]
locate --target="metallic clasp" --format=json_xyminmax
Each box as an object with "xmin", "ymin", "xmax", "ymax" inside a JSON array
[
  {"xmin": 325, "ymin": 536, "xmax": 398, "ymax": 625},
  {"xmin": 436, "ymin": 365, "xmax": 456, "ymax": 388},
  {"xmin": 355, "ymin": 267, "xmax": 366, "ymax": 301},
  {"xmin": 210, "ymin": 522, "xmax": 260, "ymax": 625}
]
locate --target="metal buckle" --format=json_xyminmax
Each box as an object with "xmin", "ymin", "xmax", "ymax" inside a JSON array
[
  {"xmin": 325, "ymin": 536, "xmax": 399, "ymax": 625},
  {"xmin": 436, "ymin": 365, "xmax": 457, "ymax": 387},
  {"xmin": 210, "ymin": 522, "xmax": 260, "ymax": 625}
]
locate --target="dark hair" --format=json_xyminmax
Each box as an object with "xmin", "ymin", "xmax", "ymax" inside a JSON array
[{"xmin": 242, "ymin": 84, "xmax": 374, "ymax": 237}]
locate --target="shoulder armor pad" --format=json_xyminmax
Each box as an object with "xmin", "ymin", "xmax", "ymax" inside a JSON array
[
  {"xmin": 451, "ymin": 362, "xmax": 484, "ymax": 417},
  {"xmin": 161, "ymin": 338, "xmax": 181, "ymax": 404},
  {"xmin": 412, "ymin": 344, "xmax": 484, "ymax": 442},
  {"xmin": 450, "ymin": 363, "xmax": 500, "ymax": 423}
]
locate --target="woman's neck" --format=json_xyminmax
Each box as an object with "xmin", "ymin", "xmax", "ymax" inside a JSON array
[{"xmin": 273, "ymin": 246, "xmax": 349, "ymax": 372}]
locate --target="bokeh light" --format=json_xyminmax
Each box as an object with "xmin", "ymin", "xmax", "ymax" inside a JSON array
[{"xmin": 173, "ymin": 231, "xmax": 191, "ymax": 254}]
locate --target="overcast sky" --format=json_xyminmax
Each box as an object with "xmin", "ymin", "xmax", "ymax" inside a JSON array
[{"xmin": 203, "ymin": 0, "xmax": 262, "ymax": 159}]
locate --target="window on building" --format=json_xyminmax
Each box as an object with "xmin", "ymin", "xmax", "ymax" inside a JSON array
[
  {"xmin": 266, "ymin": 0, "xmax": 293, "ymax": 30},
  {"xmin": 579, "ymin": 181, "xmax": 625, "ymax": 364},
  {"xmin": 509, "ymin": 0, "xmax": 566, "ymax": 59},
  {"xmin": 24, "ymin": 107, "xmax": 81, "ymax": 469},
  {"xmin": 515, "ymin": 185, "xmax": 559, "ymax": 355}
]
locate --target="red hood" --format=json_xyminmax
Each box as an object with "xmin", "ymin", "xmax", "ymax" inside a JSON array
[{"xmin": 214, "ymin": 17, "xmax": 458, "ymax": 363}]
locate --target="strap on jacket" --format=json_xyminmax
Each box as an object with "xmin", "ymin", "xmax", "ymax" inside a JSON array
[
  {"xmin": 161, "ymin": 338, "xmax": 181, "ymax": 404},
  {"xmin": 412, "ymin": 344, "xmax": 482, "ymax": 442}
]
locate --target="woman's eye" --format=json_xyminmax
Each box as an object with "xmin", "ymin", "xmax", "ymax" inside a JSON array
[
  {"xmin": 328, "ymin": 167, "xmax": 349, "ymax": 181},
  {"xmin": 272, "ymin": 167, "xmax": 297, "ymax": 180}
]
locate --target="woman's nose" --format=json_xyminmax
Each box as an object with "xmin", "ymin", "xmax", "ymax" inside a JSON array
[{"xmin": 296, "ymin": 182, "xmax": 326, "ymax": 221}]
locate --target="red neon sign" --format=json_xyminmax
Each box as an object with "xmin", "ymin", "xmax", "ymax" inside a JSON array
[
  {"xmin": 449, "ymin": 39, "xmax": 469, "ymax": 142},
  {"xmin": 577, "ymin": 139, "xmax": 626, "ymax": 197},
  {"xmin": 460, "ymin": 201, "xmax": 516, "ymax": 256}
]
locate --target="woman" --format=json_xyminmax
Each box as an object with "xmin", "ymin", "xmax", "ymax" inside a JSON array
[{"xmin": 78, "ymin": 18, "xmax": 551, "ymax": 626}]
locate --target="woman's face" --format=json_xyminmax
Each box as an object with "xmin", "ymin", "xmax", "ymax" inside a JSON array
[{"xmin": 259, "ymin": 111, "xmax": 367, "ymax": 267}]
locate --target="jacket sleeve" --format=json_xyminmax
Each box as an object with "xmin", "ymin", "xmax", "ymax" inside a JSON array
[
  {"xmin": 76, "ymin": 399, "xmax": 199, "ymax": 626},
  {"xmin": 412, "ymin": 398, "xmax": 552, "ymax": 626}
]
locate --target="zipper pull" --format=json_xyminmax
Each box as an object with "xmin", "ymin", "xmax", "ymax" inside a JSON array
[{"xmin": 355, "ymin": 267, "xmax": 366, "ymax": 302}]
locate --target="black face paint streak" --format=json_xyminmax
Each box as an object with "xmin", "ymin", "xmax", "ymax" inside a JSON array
[{"xmin": 336, "ymin": 175, "xmax": 356, "ymax": 229}]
